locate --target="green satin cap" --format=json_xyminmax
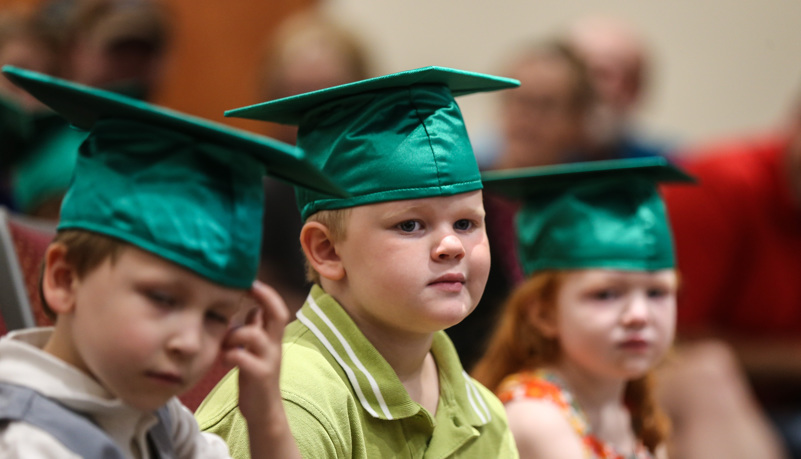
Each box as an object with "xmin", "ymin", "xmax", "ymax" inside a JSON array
[
  {"xmin": 226, "ymin": 66, "xmax": 520, "ymax": 220},
  {"xmin": 2, "ymin": 65, "xmax": 347, "ymax": 289},
  {"xmin": 481, "ymin": 157, "xmax": 695, "ymax": 276}
]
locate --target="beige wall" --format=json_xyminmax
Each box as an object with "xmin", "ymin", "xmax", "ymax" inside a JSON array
[{"xmin": 322, "ymin": 0, "xmax": 801, "ymax": 151}]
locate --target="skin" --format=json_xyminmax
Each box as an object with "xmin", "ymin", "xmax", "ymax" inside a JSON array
[
  {"xmin": 567, "ymin": 16, "xmax": 646, "ymax": 119},
  {"xmin": 68, "ymin": 35, "xmax": 165, "ymax": 96},
  {"xmin": 301, "ymin": 190, "xmax": 491, "ymax": 413},
  {"xmin": 497, "ymin": 54, "xmax": 587, "ymax": 169},
  {"xmin": 0, "ymin": 36, "xmax": 55, "ymax": 111},
  {"xmin": 41, "ymin": 243, "xmax": 299, "ymax": 459},
  {"xmin": 506, "ymin": 269, "xmax": 678, "ymax": 459}
]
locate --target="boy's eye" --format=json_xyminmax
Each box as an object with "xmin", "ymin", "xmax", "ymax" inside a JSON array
[
  {"xmin": 146, "ymin": 290, "xmax": 178, "ymax": 308},
  {"xmin": 205, "ymin": 310, "xmax": 230, "ymax": 325},
  {"xmin": 397, "ymin": 220, "xmax": 421, "ymax": 232},
  {"xmin": 454, "ymin": 219, "xmax": 473, "ymax": 231}
]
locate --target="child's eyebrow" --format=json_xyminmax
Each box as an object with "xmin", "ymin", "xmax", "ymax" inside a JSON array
[{"xmin": 380, "ymin": 204, "xmax": 429, "ymax": 221}]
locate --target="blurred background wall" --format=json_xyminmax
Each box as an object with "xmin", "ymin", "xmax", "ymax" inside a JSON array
[
  {"xmin": 2, "ymin": 0, "xmax": 799, "ymax": 148},
  {"xmin": 321, "ymin": 0, "xmax": 801, "ymax": 150}
]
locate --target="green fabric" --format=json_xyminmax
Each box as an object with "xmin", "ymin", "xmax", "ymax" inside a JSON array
[
  {"xmin": 226, "ymin": 66, "xmax": 520, "ymax": 220},
  {"xmin": 196, "ymin": 285, "xmax": 519, "ymax": 458},
  {"xmin": 12, "ymin": 124, "xmax": 87, "ymax": 213},
  {"xmin": 2, "ymin": 65, "xmax": 346, "ymax": 289},
  {"xmin": 481, "ymin": 157, "xmax": 694, "ymax": 276},
  {"xmin": 58, "ymin": 119, "xmax": 265, "ymax": 288},
  {"xmin": 2, "ymin": 66, "xmax": 346, "ymax": 198}
]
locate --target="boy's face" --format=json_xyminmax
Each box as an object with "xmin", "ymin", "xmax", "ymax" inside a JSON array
[
  {"xmin": 55, "ymin": 246, "xmax": 245, "ymax": 411},
  {"xmin": 331, "ymin": 190, "xmax": 490, "ymax": 338}
]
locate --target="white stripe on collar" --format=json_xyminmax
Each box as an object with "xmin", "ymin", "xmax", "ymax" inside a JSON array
[
  {"xmin": 462, "ymin": 370, "xmax": 492, "ymax": 423},
  {"xmin": 297, "ymin": 294, "xmax": 393, "ymax": 419}
]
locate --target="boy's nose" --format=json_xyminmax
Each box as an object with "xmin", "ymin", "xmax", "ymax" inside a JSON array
[
  {"xmin": 167, "ymin": 322, "xmax": 204, "ymax": 357},
  {"xmin": 434, "ymin": 234, "xmax": 466, "ymax": 260}
]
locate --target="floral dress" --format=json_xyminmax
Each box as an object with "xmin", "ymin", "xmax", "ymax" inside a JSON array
[{"xmin": 497, "ymin": 370, "xmax": 654, "ymax": 459}]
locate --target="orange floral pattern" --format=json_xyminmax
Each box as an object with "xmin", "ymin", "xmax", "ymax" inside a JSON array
[{"xmin": 498, "ymin": 370, "xmax": 653, "ymax": 459}]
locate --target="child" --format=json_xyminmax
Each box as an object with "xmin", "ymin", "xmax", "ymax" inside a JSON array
[
  {"xmin": 471, "ymin": 157, "xmax": 693, "ymax": 458},
  {"xmin": 0, "ymin": 66, "xmax": 345, "ymax": 458},
  {"xmin": 195, "ymin": 67, "xmax": 521, "ymax": 458}
]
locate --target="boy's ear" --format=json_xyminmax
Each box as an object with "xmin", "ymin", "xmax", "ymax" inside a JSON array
[
  {"xmin": 299, "ymin": 222, "xmax": 345, "ymax": 281},
  {"xmin": 526, "ymin": 298, "xmax": 558, "ymax": 339},
  {"xmin": 41, "ymin": 243, "xmax": 79, "ymax": 314}
]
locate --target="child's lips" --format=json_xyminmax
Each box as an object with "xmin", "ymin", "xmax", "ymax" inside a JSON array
[
  {"xmin": 428, "ymin": 273, "xmax": 466, "ymax": 292},
  {"xmin": 618, "ymin": 337, "xmax": 650, "ymax": 351},
  {"xmin": 146, "ymin": 371, "xmax": 184, "ymax": 386}
]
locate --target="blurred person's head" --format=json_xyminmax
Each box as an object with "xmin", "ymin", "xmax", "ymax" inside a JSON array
[
  {"xmin": 0, "ymin": 10, "xmax": 60, "ymax": 111},
  {"xmin": 257, "ymin": 8, "xmax": 372, "ymax": 145},
  {"xmin": 64, "ymin": 0, "xmax": 171, "ymax": 100},
  {"xmin": 496, "ymin": 39, "xmax": 594, "ymax": 170},
  {"xmin": 566, "ymin": 16, "xmax": 650, "ymax": 144}
]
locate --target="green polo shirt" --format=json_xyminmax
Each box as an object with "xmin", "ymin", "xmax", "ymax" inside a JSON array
[{"xmin": 196, "ymin": 285, "xmax": 518, "ymax": 458}]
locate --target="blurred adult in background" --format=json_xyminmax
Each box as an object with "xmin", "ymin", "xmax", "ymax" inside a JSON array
[
  {"xmin": 0, "ymin": 8, "xmax": 62, "ymax": 212},
  {"xmin": 256, "ymin": 8, "xmax": 373, "ymax": 312},
  {"xmin": 478, "ymin": 38, "xmax": 594, "ymax": 171},
  {"xmin": 59, "ymin": 0, "xmax": 172, "ymax": 99},
  {"xmin": 566, "ymin": 15, "xmax": 674, "ymax": 160},
  {"xmin": 0, "ymin": 10, "xmax": 59, "ymax": 112},
  {"xmin": 658, "ymin": 84, "xmax": 801, "ymax": 459},
  {"xmin": 4, "ymin": 0, "xmax": 174, "ymax": 221},
  {"xmin": 449, "ymin": 38, "xmax": 596, "ymax": 370}
]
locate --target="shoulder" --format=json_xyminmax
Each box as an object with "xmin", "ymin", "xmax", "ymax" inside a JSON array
[
  {"xmin": 281, "ymin": 330, "xmax": 362, "ymax": 458},
  {"xmin": 504, "ymin": 398, "xmax": 585, "ymax": 459},
  {"xmin": 673, "ymin": 134, "xmax": 785, "ymax": 184},
  {"xmin": 194, "ymin": 368, "xmax": 242, "ymax": 433},
  {"xmin": 0, "ymin": 420, "xmax": 82, "ymax": 459}
]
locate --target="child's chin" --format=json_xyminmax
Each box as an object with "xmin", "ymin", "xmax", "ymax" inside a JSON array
[{"xmin": 120, "ymin": 392, "xmax": 175, "ymax": 412}]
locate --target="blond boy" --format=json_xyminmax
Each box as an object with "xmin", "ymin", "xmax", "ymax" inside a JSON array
[{"xmin": 197, "ymin": 67, "xmax": 521, "ymax": 458}]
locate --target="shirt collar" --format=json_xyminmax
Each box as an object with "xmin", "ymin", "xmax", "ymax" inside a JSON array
[{"xmin": 296, "ymin": 285, "xmax": 492, "ymax": 427}]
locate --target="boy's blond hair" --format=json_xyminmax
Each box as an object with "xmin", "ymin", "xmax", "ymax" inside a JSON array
[
  {"xmin": 39, "ymin": 229, "xmax": 129, "ymax": 319},
  {"xmin": 303, "ymin": 208, "xmax": 351, "ymax": 284}
]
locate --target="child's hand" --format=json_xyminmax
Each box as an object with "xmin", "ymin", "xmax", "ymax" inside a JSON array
[
  {"xmin": 220, "ymin": 281, "xmax": 290, "ymax": 426},
  {"xmin": 220, "ymin": 282, "xmax": 300, "ymax": 458}
]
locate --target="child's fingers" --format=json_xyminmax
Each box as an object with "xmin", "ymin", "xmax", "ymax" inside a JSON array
[
  {"xmin": 249, "ymin": 280, "xmax": 290, "ymax": 340},
  {"xmin": 223, "ymin": 323, "xmax": 267, "ymax": 353}
]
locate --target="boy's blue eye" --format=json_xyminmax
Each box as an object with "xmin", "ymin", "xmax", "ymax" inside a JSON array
[
  {"xmin": 454, "ymin": 219, "xmax": 472, "ymax": 231},
  {"xmin": 397, "ymin": 220, "xmax": 421, "ymax": 232}
]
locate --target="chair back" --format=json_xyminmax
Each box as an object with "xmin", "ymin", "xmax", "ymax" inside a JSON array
[{"xmin": 0, "ymin": 207, "xmax": 55, "ymax": 334}]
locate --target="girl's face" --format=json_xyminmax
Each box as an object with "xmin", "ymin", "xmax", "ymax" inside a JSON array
[{"xmin": 543, "ymin": 269, "xmax": 677, "ymax": 381}]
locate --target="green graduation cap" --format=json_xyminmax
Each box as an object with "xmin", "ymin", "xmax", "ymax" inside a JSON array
[
  {"xmin": 226, "ymin": 66, "xmax": 520, "ymax": 220},
  {"xmin": 481, "ymin": 157, "xmax": 695, "ymax": 276},
  {"xmin": 2, "ymin": 65, "xmax": 346, "ymax": 289}
]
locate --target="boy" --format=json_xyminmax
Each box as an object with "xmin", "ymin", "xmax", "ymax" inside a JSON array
[
  {"xmin": 0, "ymin": 66, "xmax": 345, "ymax": 458},
  {"xmin": 196, "ymin": 67, "xmax": 521, "ymax": 458}
]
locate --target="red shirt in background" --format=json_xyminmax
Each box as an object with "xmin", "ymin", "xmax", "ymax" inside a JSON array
[{"xmin": 663, "ymin": 134, "xmax": 801, "ymax": 337}]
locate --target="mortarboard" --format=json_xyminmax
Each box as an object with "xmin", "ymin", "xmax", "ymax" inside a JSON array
[
  {"xmin": 3, "ymin": 65, "xmax": 346, "ymax": 288},
  {"xmin": 226, "ymin": 66, "xmax": 520, "ymax": 220},
  {"xmin": 481, "ymin": 157, "xmax": 695, "ymax": 276}
]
